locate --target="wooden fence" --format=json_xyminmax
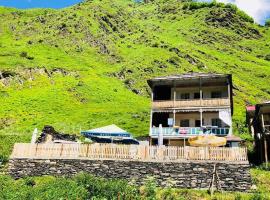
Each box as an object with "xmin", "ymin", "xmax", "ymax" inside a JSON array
[{"xmin": 10, "ymin": 143, "xmax": 248, "ymax": 162}]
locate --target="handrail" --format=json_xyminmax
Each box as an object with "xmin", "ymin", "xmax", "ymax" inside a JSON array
[
  {"xmin": 153, "ymin": 97, "xmax": 229, "ymax": 102},
  {"xmin": 151, "ymin": 127, "xmax": 230, "ymax": 136},
  {"xmin": 152, "ymin": 98, "xmax": 230, "ymax": 108}
]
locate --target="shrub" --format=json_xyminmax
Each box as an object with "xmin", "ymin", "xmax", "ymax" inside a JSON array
[
  {"xmin": 0, "ymin": 175, "xmax": 32, "ymax": 200},
  {"xmin": 251, "ymin": 192, "xmax": 263, "ymax": 200},
  {"xmin": 237, "ymin": 10, "xmax": 254, "ymax": 23},
  {"xmin": 20, "ymin": 51, "xmax": 28, "ymax": 58},
  {"xmin": 31, "ymin": 177, "xmax": 88, "ymax": 200},
  {"xmin": 265, "ymin": 19, "xmax": 270, "ymax": 27},
  {"xmin": 225, "ymin": 3, "xmax": 238, "ymax": 13},
  {"xmin": 265, "ymin": 54, "xmax": 270, "ymax": 61},
  {"xmin": 74, "ymin": 173, "xmax": 140, "ymax": 199},
  {"xmin": 0, "ymin": 154, "xmax": 8, "ymax": 166},
  {"xmin": 140, "ymin": 176, "xmax": 157, "ymax": 200},
  {"xmin": 183, "ymin": 1, "xmax": 223, "ymax": 10}
]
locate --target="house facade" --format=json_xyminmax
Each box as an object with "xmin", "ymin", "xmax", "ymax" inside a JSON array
[
  {"xmin": 246, "ymin": 102, "xmax": 270, "ymax": 164},
  {"xmin": 147, "ymin": 73, "xmax": 237, "ymax": 146}
]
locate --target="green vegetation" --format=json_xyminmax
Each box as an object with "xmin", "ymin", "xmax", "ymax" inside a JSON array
[
  {"xmin": 0, "ymin": 0, "xmax": 270, "ymax": 157},
  {"xmin": 265, "ymin": 19, "xmax": 270, "ymax": 27},
  {"xmin": 0, "ymin": 169, "xmax": 269, "ymax": 200}
]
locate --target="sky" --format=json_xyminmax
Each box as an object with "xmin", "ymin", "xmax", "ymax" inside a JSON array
[
  {"xmin": 199, "ymin": 0, "xmax": 270, "ymax": 25},
  {"xmin": 0, "ymin": 0, "xmax": 83, "ymax": 9}
]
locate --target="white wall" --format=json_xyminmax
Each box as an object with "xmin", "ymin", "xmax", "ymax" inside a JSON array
[
  {"xmin": 169, "ymin": 112, "xmax": 228, "ymax": 127},
  {"xmin": 170, "ymin": 86, "xmax": 228, "ymax": 100}
]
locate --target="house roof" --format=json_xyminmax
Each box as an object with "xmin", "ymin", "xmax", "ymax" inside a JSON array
[
  {"xmin": 84, "ymin": 124, "xmax": 128, "ymax": 134},
  {"xmin": 261, "ymin": 101, "xmax": 270, "ymax": 105},
  {"xmin": 147, "ymin": 72, "xmax": 231, "ymax": 87}
]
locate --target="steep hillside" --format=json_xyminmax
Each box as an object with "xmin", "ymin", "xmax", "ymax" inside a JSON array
[{"xmin": 0, "ymin": 0, "xmax": 270, "ymax": 156}]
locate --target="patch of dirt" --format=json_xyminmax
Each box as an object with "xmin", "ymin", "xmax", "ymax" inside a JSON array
[{"xmin": 0, "ymin": 118, "xmax": 15, "ymax": 129}]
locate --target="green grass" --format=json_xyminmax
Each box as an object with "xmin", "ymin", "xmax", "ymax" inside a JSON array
[{"xmin": 0, "ymin": 0, "xmax": 270, "ymax": 157}]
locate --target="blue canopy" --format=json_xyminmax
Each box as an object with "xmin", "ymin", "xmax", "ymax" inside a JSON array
[{"xmin": 81, "ymin": 124, "xmax": 132, "ymax": 138}]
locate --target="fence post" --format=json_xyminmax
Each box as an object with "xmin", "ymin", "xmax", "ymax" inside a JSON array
[
  {"xmin": 145, "ymin": 145, "xmax": 149, "ymax": 160},
  {"xmin": 60, "ymin": 144, "xmax": 64, "ymax": 157}
]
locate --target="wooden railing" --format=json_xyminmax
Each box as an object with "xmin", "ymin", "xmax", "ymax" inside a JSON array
[
  {"xmin": 11, "ymin": 143, "xmax": 248, "ymax": 162},
  {"xmin": 152, "ymin": 98, "xmax": 230, "ymax": 109},
  {"xmin": 151, "ymin": 127, "xmax": 229, "ymax": 136}
]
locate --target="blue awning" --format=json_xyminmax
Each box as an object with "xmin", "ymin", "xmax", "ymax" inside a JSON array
[
  {"xmin": 81, "ymin": 131, "xmax": 131, "ymax": 138},
  {"xmin": 81, "ymin": 124, "xmax": 132, "ymax": 138}
]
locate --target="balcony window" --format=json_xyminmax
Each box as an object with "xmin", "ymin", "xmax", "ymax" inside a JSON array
[
  {"xmin": 180, "ymin": 93, "xmax": 190, "ymax": 100},
  {"xmin": 212, "ymin": 118, "xmax": 222, "ymax": 127},
  {"xmin": 195, "ymin": 119, "xmax": 204, "ymax": 127},
  {"xmin": 194, "ymin": 92, "xmax": 200, "ymax": 99},
  {"xmin": 211, "ymin": 91, "xmax": 222, "ymax": 98},
  {"xmin": 180, "ymin": 119, "xmax": 190, "ymax": 127}
]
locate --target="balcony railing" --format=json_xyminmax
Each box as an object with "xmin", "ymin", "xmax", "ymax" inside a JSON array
[
  {"xmin": 264, "ymin": 125, "xmax": 270, "ymax": 132},
  {"xmin": 152, "ymin": 98, "xmax": 230, "ymax": 109},
  {"xmin": 151, "ymin": 127, "xmax": 230, "ymax": 137}
]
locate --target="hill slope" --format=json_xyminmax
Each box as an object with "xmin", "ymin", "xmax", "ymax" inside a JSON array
[{"xmin": 0, "ymin": 0, "xmax": 270, "ymax": 156}]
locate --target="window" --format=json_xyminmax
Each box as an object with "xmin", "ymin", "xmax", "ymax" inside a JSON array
[
  {"xmin": 180, "ymin": 119, "xmax": 190, "ymax": 127},
  {"xmin": 180, "ymin": 93, "xmax": 190, "ymax": 99},
  {"xmin": 212, "ymin": 118, "xmax": 222, "ymax": 127},
  {"xmin": 211, "ymin": 91, "xmax": 222, "ymax": 98},
  {"xmin": 195, "ymin": 119, "xmax": 204, "ymax": 127},
  {"xmin": 195, "ymin": 120, "xmax": 201, "ymax": 127},
  {"xmin": 194, "ymin": 92, "xmax": 200, "ymax": 99}
]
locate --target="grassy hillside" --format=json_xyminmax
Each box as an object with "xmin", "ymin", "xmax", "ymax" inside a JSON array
[{"xmin": 0, "ymin": 0, "xmax": 270, "ymax": 157}]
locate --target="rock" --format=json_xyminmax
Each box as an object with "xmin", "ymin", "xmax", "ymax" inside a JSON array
[{"xmin": 36, "ymin": 125, "xmax": 78, "ymax": 143}]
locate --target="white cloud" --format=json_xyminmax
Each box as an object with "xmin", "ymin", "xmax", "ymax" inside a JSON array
[{"xmin": 200, "ymin": 0, "xmax": 270, "ymax": 24}]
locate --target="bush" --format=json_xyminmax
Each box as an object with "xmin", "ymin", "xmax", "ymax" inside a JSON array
[
  {"xmin": 140, "ymin": 176, "xmax": 157, "ymax": 200},
  {"xmin": 257, "ymin": 163, "xmax": 270, "ymax": 171},
  {"xmin": 265, "ymin": 54, "xmax": 270, "ymax": 61},
  {"xmin": 0, "ymin": 175, "xmax": 32, "ymax": 200},
  {"xmin": 237, "ymin": 10, "xmax": 254, "ymax": 23},
  {"xmin": 183, "ymin": 1, "xmax": 224, "ymax": 10},
  {"xmin": 31, "ymin": 178, "xmax": 88, "ymax": 200},
  {"xmin": 225, "ymin": 3, "xmax": 238, "ymax": 12},
  {"xmin": 0, "ymin": 175, "xmax": 88, "ymax": 200},
  {"xmin": 74, "ymin": 173, "xmax": 140, "ymax": 199},
  {"xmin": 20, "ymin": 51, "xmax": 28, "ymax": 58},
  {"xmin": 265, "ymin": 19, "xmax": 270, "ymax": 27},
  {"xmin": 0, "ymin": 154, "xmax": 8, "ymax": 166}
]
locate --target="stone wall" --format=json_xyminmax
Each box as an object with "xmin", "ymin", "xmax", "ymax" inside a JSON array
[{"xmin": 8, "ymin": 159, "xmax": 252, "ymax": 192}]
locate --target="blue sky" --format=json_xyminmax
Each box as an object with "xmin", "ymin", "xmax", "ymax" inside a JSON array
[{"xmin": 0, "ymin": 0, "xmax": 83, "ymax": 9}]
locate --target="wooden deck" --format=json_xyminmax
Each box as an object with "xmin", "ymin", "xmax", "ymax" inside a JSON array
[
  {"xmin": 11, "ymin": 143, "xmax": 248, "ymax": 162},
  {"xmin": 152, "ymin": 98, "xmax": 230, "ymax": 109}
]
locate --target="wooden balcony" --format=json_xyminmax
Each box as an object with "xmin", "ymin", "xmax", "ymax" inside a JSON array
[
  {"xmin": 152, "ymin": 98, "xmax": 230, "ymax": 109},
  {"xmin": 150, "ymin": 127, "xmax": 230, "ymax": 137}
]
